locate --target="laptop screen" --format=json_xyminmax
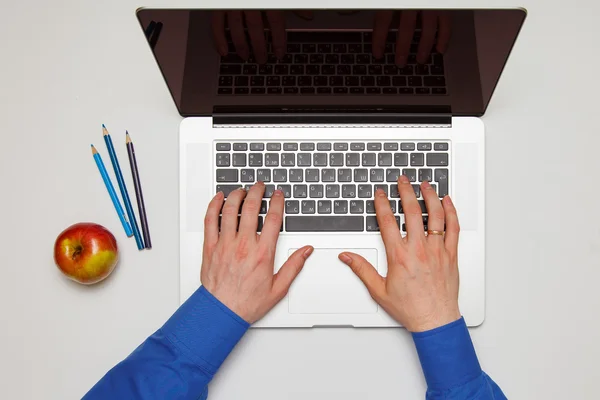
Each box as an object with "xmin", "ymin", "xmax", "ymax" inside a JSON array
[{"xmin": 137, "ymin": 9, "xmax": 526, "ymax": 117}]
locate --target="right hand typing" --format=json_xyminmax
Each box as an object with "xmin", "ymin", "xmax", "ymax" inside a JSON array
[{"xmin": 339, "ymin": 175, "xmax": 461, "ymax": 332}]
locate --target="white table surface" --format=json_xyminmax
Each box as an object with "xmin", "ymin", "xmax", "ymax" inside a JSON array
[{"xmin": 2, "ymin": 1, "xmax": 600, "ymax": 399}]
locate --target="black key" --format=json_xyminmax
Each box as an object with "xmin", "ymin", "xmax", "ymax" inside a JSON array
[
  {"xmin": 435, "ymin": 169, "xmax": 449, "ymax": 197},
  {"xmin": 399, "ymin": 88, "xmax": 414, "ymax": 94},
  {"xmin": 398, "ymin": 65, "xmax": 413, "ymax": 75},
  {"xmin": 345, "ymin": 76, "xmax": 360, "ymax": 86},
  {"xmin": 232, "ymin": 153, "xmax": 246, "ymax": 167},
  {"xmin": 284, "ymin": 87, "xmax": 299, "ymax": 94},
  {"xmin": 317, "ymin": 143, "xmax": 332, "ymax": 151},
  {"xmin": 265, "ymin": 153, "xmax": 279, "ymax": 167},
  {"xmin": 282, "ymin": 76, "xmax": 296, "ymax": 86},
  {"xmin": 281, "ymin": 154, "xmax": 295, "ymax": 167},
  {"xmin": 218, "ymin": 88, "xmax": 233, "ymax": 94},
  {"xmin": 263, "ymin": 184, "xmax": 276, "ymax": 198},
  {"xmin": 431, "ymin": 64, "xmax": 445, "ymax": 75},
  {"xmin": 402, "ymin": 169, "xmax": 417, "ymax": 182},
  {"xmin": 267, "ymin": 87, "xmax": 282, "ymax": 94},
  {"xmin": 408, "ymin": 76, "xmax": 422, "ymax": 86},
  {"xmin": 234, "ymin": 88, "xmax": 250, "ymax": 95},
  {"xmin": 374, "ymin": 184, "xmax": 388, "ymax": 196},
  {"xmin": 366, "ymin": 200, "xmax": 375, "ymax": 213},
  {"xmin": 427, "ymin": 153, "xmax": 449, "ymax": 166},
  {"xmin": 306, "ymin": 65, "xmax": 320, "ymax": 75},
  {"xmin": 300, "ymin": 142, "xmax": 315, "ymax": 151},
  {"xmin": 302, "ymin": 200, "xmax": 316, "ymax": 214},
  {"xmin": 287, "ymin": 43, "xmax": 301, "ymax": 53},
  {"xmin": 334, "ymin": 142, "xmax": 349, "ymax": 151},
  {"xmin": 250, "ymin": 143, "xmax": 265, "ymax": 151},
  {"xmin": 297, "ymin": 153, "xmax": 311, "ymax": 166},
  {"xmin": 341, "ymin": 54, "xmax": 355, "ymax": 64},
  {"xmin": 283, "ymin": 143, "xmax": 298, "ymax": 151},
  {"xmin": 216, "ymin": 153, "xmax": 230, "ymax": 166},
  {"xmin": 267, "ymin": 143, "xmax": 281, "ymax": 151},
  {"xmin": 314, "ymin": 76, "xmax": 328, "ymax": 86},
  {"xmin": 321, "ymin": 169, "xmax": 336, "ymax": 182},
  {"xmin": 273, "ymin": 169, "xmax": 287, "ymax": 182},
  {"xmin": 318, "ymin": 44, "xmax": 331, "ymax": 53},
  {"xmin": 301, "ymin": 87, "xmax": 316, "ymax": 94},
  {"xmin": 390, "ymin": 185, "xmax": 400, "ymax": 198},
  {"xmin": 243, "ymin": 64, "xmax": 258, "ymax": 75},
  {"xmin": 366, "ymin": 87, "xmax": 381, "ymax": 94},
  {"xmin": 219, "ymin": 76, "xmax": 233, "ymax": 86},
  {"xmin": 407, "ymin": 54, "xmax": 417, "ymax": 64},
  {"xmin": 216, "ymin": 185, "xmax": 242, "ymax": 197},
  {"xmin": 394, "ymin": 153, "xmax": 408, "ymax": 166},
  {"xmin": 281, "ymin": 54, "xmax": 293, "ymax": 63},
  {"xmin": 294, "ymin": 184, "xmax": 308, "ymax": 198},
  {"xmin": 310, "ymin": 184, "xmax": 324, "ymax": 198},
  {"xmin": 372, "ymin": 55, "xmax": 385, "ymax": 64},
  {"xmin": 353, "ymin": 65, "xmax": 367, "ymax": 75},
  {"xmin": 317, "ymin": 87, "xmax": 332, "ymax": 94},
  {"xmin": 314, "ymin": 153, "xmax": 328, "ymax": 167},
  {"xmin": 361, "ymin": 76, "xmax": 376, "ymax": 86},
  {"xmin": 432, "ymin": 88, "xmax": 447, "ymax": 95},
  {"xmin": 412, "ymin": 184, "xmax": 421, "ymax": 198},
  {"xmin": 267, "ymin": 54, "xmax": 278, "ymax": 64},
  {"xmin": 386, "ymin": 168, "xmax": 400, "ymax": 182},
  {"xmin": 368, "ymin": 65, "xmax": 382, "ymax": 74},
  {"xmin": 434, "ymin": 143, "xmax": 449, "ymax": 151},
  {"xmin": 322, "ymin": 65, "xmax": 336, "ymax": 75},
  {"xmin": 220, "ymin": 64, "xmax": 242, "ymax": 74},
  {"xmin": 350, "ymin": 142, "xmax": 365, "ymax": 151},
  {"xmin": 257, "ymin": 169, "xmax": 271, "ymax": 182},
  {"xmin": 350, "ymin": 200, "xmax": 364, "ymax": 214},
  {"xmin": 289, "ymin": 169, "xmax": 304, "ymax": 182},
  {"xmin": 267, "ymin": 76, "xmax": 281, "ymax": 86},
  {"xmin": 416, "ymin": 88, "xmax": 430, "ymax": 95},
  {"xmin": 411, "ymin": 153, "xmax": 425, "ymax": 166},
  {"xmin": 216, "ymin": 169, "xmax": 238, "ymax": 183},
  {"xmin": 356, "ymin": 54, "xmax": 370, "ymax": 64},
  {"xmin": 368, "ymin": 143, "xmax": 382, "ymax": 151},
  {"xmin": 415, "ymin": 65, "xmax": 429, "ymax": 75},
  {"xmin": 336, "ymin": 65, "xmax": 351, "ymax": 75},
  {"xmin": 330, "ymin": 153, "xmax": 344, "ymax": 166},
  {"xmin": 346, "ymin": 153, "xmax": 360, "ymax": 167},
  {"xmin": 216, "ymin": 143, "xmax": 231, "ymax": 151},
  {"xmin": 294, "ymin": 54, "xmax": 309, "ymax": 64},
  {"xmin": 318, "ymin": 200, "xmax": 332, "ymax": 214},
  {"xmin": 277, "ymin": 184, "xmax": 292, "ymax": 198},
  {"xmin": 417, "ymin": 143, "xmax": 432, "ymax": 151},
  {"xmin": 362, "ymin": 153, "xmax": 376, "ymax": 166},
  {"xmin": 235, "ymin": 76, "xmax": 249, "ymax": 86},
  {"xmin": 383, "ymin": 88, "xmax": 397, "ymax": 94},
  {"xmin": 348, "ymin": 44, "xmax": 362, "ymax": 53},
  {"xmin": 309, "ymin": 54, "xmax": 324, "ymax": 64},
  {"xmin": 392, "ymin": 76, "xmax": 407, "ymax": 86},
  {"xmin": 325, "ymin": 54, "xmax": 339, "ymax": 64},
  {"xmin": 333, "ymin": 44, "xmax": 346, "ymax": 53},
  {"xmin": 424, "ymin": 76, "xmax": 446, "ymax": 87},
  {"xmin": 354, "ymin": 169, "xmax": 368, "ymax": 183},
  {"xmin": 358, "ymin": 184, "xmax": 372, "ymax": 198},
  {"xmin": 275, "ymin": 65, "xmax": 288, "ymax": 74},
  {"xmin": 401, "ymin": 143, "xmax": 416, "ymax": 151},
  {"xmin": 433, "ymin": 54, "xmax": 444, "ymax": 66},
  {"xmin": 384, "ymin": 143, "xmax": 398, "ymax": 151},
  {"xmin": 248, "ymin": 153, "xmax": 263, "ymax": 167},
  {"xmin": 251, "ymin": 88, "xmax": 266, "ymax": 94},
  {"xmin": 286, "ymin": 216, "xmax": 364, "ymax": 232},
  {"xmin": 419, "ymin": 168, "xmax": 433, "ymax": 183},
  {"xmin": 290, "ymin": 65, "xmax": 304, "ymax": 75},
  {"xmin": 384, "ymin": 65, "xmax": 398, "ymax": 75},
  {"xmin": 366, "ymin": 216, "xmax": 400, "ymax": 232},
  {"xmin": 260, "ymin": 200, "xmax": 268, "ymax": 214},
  {"xmin": 326, "ymin": 184, "xmax": 340, "ymax": 198},
  {"xmin": 334, "ymin": 87, "xmax": 348, "ymax": 94},
  {"xmin": 363, "ymin": 43, "xmax": 372, "ymax": 53},
  {"xmin": 334, "ymin": 200, "xmax": 349, "ymax": 214},
  {"xmin": 303, "ymin": 44, "xmax": 316, "ymax": 53},
  {"xmin": 342, "ymin": 184, "xmax": 356, "ymax": 198},
  {"xmin": 350, "ymin": 87, "xmax": 365, "ymax": 94},
  {"xmin": 370, "ymin": 168, "xmax": 384, "ymax": 182}
]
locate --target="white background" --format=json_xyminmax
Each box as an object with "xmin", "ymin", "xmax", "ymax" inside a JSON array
[{"xmin": 1, "ymin": 1, "xmax": 600, "ymax": 399}]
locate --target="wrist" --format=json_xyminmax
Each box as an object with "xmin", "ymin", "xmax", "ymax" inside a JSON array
[{"xmin": 407, "ymin": 308, "xmax": 461, "ymax": 333}]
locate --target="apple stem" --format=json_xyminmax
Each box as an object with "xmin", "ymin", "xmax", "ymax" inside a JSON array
[{"xmin": 72, "ymin": 245, "xmax": 83, "ymax": 260}]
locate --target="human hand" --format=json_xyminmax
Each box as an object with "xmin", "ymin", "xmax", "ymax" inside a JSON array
[
  {"xmin": 339, "ymin": 176, "xmax": 461, "ymax": 332},
  {"xmin": 372, "ymin": 10, "xmax": 452, "ymax": 66},
  {"xmin": 200, "ymin": 183, "xmax": 313, "ymax": 324}
]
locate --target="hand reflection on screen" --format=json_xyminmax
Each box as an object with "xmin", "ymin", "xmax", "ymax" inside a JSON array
[
  {"xmin": 211, "ymin": 10, "xmax": 451, "ymax": 67},
  {"xmin": 372, "ymin": 10, "xmax": 451, "ymax": 66},
  {"xmin": 211, "ymin": 11, "xmax": 313, "ymax": 64}
]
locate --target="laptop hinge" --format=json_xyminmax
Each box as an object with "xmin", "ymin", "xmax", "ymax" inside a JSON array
[{"xmin": 212, "ymin": 106, "xmax": 452, "ymax": 128}]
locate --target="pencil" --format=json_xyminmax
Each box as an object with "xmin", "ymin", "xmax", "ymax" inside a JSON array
[
  {"xmin": 126, "ymin": 132, "xmax": 152, "ymax": 249},
  {"xmin": 102, "ymin": 124, "xmax": 144, "ymax": 250},
  {"xmin": 91, "ymin": 145, "xmax": 133, "ymax": 237}
]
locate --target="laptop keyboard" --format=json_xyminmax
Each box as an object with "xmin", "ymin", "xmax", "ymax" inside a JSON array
[
  {"xmin": 214, "ymin": 141, "xmax": 450, "ymax": 233},
  {"xmin": 218, "ymin": 31, "xmax": 447, "ymax": 96}
]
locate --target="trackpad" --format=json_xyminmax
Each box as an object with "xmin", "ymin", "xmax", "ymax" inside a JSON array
[{"xmin": 288, "ymin": 248, "xmax": 378, "ymax": 314}]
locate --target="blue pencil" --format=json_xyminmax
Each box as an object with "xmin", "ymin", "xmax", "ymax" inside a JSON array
[
  {"xmin": 102, "ymin": 124, "xmax": 144, "ymax": 250},
  {"xmin": 91, "ymin": 145, "xmax": 133, "ymax": 237}
]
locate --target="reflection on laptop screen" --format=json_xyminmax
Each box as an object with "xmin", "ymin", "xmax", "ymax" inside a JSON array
[{"xmin": 137, "ymin": 9, "xmax": 526, "ymax": 117}]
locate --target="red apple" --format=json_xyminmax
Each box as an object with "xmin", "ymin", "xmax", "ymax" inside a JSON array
[{"xmin": 54, "ymin": 223, "xmax": 119, "ymax": 285}]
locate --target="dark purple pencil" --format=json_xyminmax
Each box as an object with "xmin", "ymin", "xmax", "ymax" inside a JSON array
[{"xmin": 126, "ymin": 132, "xmax": 152, "ymax": 249}]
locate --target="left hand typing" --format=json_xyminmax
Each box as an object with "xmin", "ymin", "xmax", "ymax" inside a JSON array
[{"xmin": 200, "ymin": 182, "xmax": 314, "ymax": 323}]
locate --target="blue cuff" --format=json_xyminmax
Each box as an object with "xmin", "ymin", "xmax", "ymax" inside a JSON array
[
  {"xmin": 161, "ymin": 286, "xmax": 250, "ymax": 376},
  {"xmin": 412, "ymin": 317, "xmax": 482, "ymax": 391}
]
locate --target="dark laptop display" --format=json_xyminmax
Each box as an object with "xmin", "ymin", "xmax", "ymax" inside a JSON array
[{"xmin": 137, "ymin": 9, "xmax": 526, "ymax": 117}]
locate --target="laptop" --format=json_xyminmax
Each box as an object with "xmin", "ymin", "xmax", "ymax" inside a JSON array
[{"xmin": 136, "ymin": 8, "xmax": 526, "ymax": 327}]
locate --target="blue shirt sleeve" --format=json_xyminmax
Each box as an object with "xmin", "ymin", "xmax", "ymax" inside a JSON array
[
  {"xmin": 83, "ymin": 286, "xmax": 249, "ymax": 400},
  {"xmin": 412, "ymin": 317, "xmax": 506, "ymax": 399}
]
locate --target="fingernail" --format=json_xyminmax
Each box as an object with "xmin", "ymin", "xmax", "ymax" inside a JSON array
[
  {"xmin": 376, "ymin": 188, "xmax": 386, "ymax": 197},
  {"xmin": 444, "ymin": 196, "xmax": 453, "ymax": 205},
  {"xmin": 399, "ymin": 175, "xmax": 409, "ymax": 184},
  {"xmin": 422, "ymin": 180, "xmax": 431, "ymax": 189},
  {"xmin": 237, "ymin": 187, "xmax": 246, "ymax": 191},
  {"xmin": 215, "ymin": 191, "xmax": 224, "ymax": 199},
  {"xmin": 417, "ymin": 52, "xmax": 427, "ymax": 64},
  {"xmin": 257, "ymin": 180, "xmax": 265, "ymax": 186},
  {"xmin": 339, "ymin": 253, "xmax": 352, "ymax": 265},
  {"xmin": 273, "ymin": 189, "xmax": 283, "ymax": 197},
  {"xmin": 219, "ymin": 45, "xmax": 228, "ymax": 56},
  {"xmin": 303, "ymin": 246, "xmax": 314, "ymax": 258},
  {"xmin": 275, "ymin": 48, "xmax": 284, "ymax": 59}
]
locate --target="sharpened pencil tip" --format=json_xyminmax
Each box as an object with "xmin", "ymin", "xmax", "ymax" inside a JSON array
[
  {"xmin": 102, "ymin": 124, "xmax": 106, "ymax": 129},
  {"xmin": 126, "ymin": 131, "xmax": 132, "ymax": 144},
  {"xmin": 91, "ymin": 145, "xmax": 98, "ymax": 155},
  {"xmin": 102, "ymin": 124, "xmax": 109, "ymax": 136}
]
